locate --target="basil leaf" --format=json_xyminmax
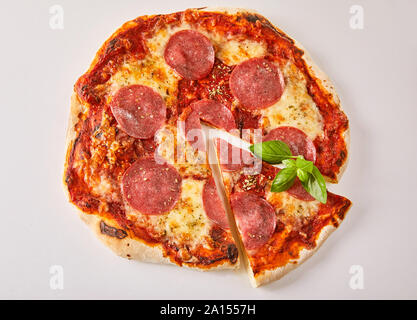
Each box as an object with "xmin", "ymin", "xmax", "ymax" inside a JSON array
[
  {"xmin": 249, "ymin": 140, "xmax": 292, "ymax": 164},
  {"xmin": 282, "ymin": 159, "xmax": 296, "ymax": 168},
  {"xmin": 271, "ymin": 167, "xmax": 297, "ymax": 192},
  {"xmin": 297, "ymin": 168, "xmax": 309, "ymax": 183},
  {"xmin": 300, "ymin": 166, "xmax": 327, "ymax": 203},
  {"xmin": 295, "ymin": 157, "xmax": 313, "ymax": 173}
]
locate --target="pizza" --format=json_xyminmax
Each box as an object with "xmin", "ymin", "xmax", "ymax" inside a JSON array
[{"xmin": 63, "ymin": 7, "xmax": 351, "ymax": 286}]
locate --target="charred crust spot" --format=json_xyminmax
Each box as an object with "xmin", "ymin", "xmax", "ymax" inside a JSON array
[
  {"xmin": 340, "ymin": 150, "xmax": 346, "ymax": 160},
  {"xmin": 294, "ymin": 47, "xmax": 304, "ymax": 57},
  {"xmin": 67, "ymin": 135, "xmax": 80, "ymax": 166},
  {"xmin": 336, "ymin": 158, "xmax": 342, "ymax": 167},
  {"xmin": 227, "ymin": 244, "xmax": 238, "ymax": 264},
  {"xmin": 65, "ymin": 173, "xmax": 72, "ymax": 185},
  {"xmin": 198, "ymin": 255, "xmax": 225, "ymax": 266},
  {"xmin": 243, "ymin": 13, "xmax": 295, "ymax": 45},
  {"xmin": 79, "ymin": 197, "xmax": 100, "ymax": 211},
  {"xmin": 100, "ymin": 221, "xmax": 128, "ymax": 239},
  {"xmin": 106, "ymin": 38, "xmax": 118, "ymax": 53},
  {"xmin": 337, "ymin": 200, "xmax": 352, "ymax": 221},
  {"xmin": 244, "ymin": 13, "xmax": 262, "ymax": 24}
]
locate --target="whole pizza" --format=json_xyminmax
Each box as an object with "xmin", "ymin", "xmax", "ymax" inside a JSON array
[{"xmin": 64, "ymin": 7, "xmax": 351, "ymax": 287}]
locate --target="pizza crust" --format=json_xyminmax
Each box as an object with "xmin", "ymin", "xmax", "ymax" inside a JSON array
[
  {"xmin": 290, "ymin": 42, "xmax": 350, "ymax": 183},
  {"xmin": 250, "ymin": 195, "xmax": 352, "ymax": 287},
  {"xmin": 78, "ymin": 210, "xmax": 171, "ymax": 263},
  {"xmin": 78, "ymin": 210, "xmax": 238, "ymax": 270},
  {"xmin": 77, "ymin": 207, "xmax": 238, "ymax": 271},
  {"xmin": 248, "ymin": 224, "xmax": 336, "ymax": 287}
]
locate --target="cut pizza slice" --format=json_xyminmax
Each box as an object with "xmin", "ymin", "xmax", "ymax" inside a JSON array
[{"xmin": 214, "ymin": 138, "xmax": 351, "ymax": 287}]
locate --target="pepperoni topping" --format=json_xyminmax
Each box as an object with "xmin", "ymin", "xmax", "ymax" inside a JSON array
[
  {"xmin": 215, "ymin": 138, "xmax": 256, "ymax": 172},
  {"xmin": 164, "ymin": 30, "xmax": 215, "ymax": 80},
  {"xmin": 287, "ymin": 178, "xmax": 315, "ymax": 201},
  {"xmin": 110, "ymin": 85, "xmax": 166, "ymax": 139},
  {"xmin": 202, "ymin": 178, "xmax": 229, "ymax": 229},
  {"xmin": 230, "ymin": 192, "xmax": 276, "ymax": 250},
  {"xmin": 230, "ymin": 58, "xmax": 285, "ymax": 110},
  {"xmin": 122, "ymin": 157, "xmax": 182, "ymax": 215},
  {"xmin": 263, "ymin": 126, "xmax": 316, "ymax": 162},
  {"xmin": 183, "ymin": 109, "xmax": 206, "ymax": 152},
  {"xmin": 190, "ymin": 99, "xmax": 236, "ymax": 132}
]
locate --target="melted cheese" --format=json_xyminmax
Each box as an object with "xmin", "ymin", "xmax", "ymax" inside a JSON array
[
  {"xmin": 125, "ymin": 178, "xmax": 211, "ymax": 247},
  {"xmin": 261, "ymin": 62, "xmax": 324, "ymax": 140},
  {"xmin": 92, "ymin": 175, "xmax": 112, "ymax": 195},
  {"xmin": 164, "ymin": 179, "xmax": 210, "ymax": 241},
  {"xmin": 216, "ymin": 39, "xmax": 266, "ymax": 65},
  {"xmin": 107, "ymin": 25, "xmax": 189, "ymax": 106},
  {"xmin": 108, "ymin": 56, "xmax": 178, "ymax": 106},
  {"xmin": 266, "ymin": 190, "xmax": 320, "ymax": 231}
]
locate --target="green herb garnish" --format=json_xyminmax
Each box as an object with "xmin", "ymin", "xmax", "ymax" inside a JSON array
[{"xmin": 249, "ymin": 141, "xmax": 327, "ymax": 203}]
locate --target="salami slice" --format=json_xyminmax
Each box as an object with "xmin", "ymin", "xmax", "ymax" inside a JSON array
[
  {"xmin": 190, "ymin": 99, "xmax": 236, "ymax": 132},
  {"xmin": 122, "ymin": 157, "xmax": 182, "ymax": 215},
  {"xmin": 110, "ymin": 85, "xmax": 166, "ymax": 139},
  {"xmin": 183, "ymin": 109, "xmax": 206, "ymax": 152},
  {"xmin": 215, "ymin": 138, "xmax": 255, "ymax": 172},
  {"xmin": 287, "ymin": 178, "xmax": 315, "ymax": 201},
  {"xmin": 202, "ymin": 178, "xmax": 229, "ymax": 229},
  {"xmin": 263, "ymin": 126, "xmax": 316, "ymax": 162},
  {"xmin": 164, "ymin": 30, "xmax": 215, "ymax": 80},
  {"xmin": 230, "ymin": 58, "xmax": 285, "ymax": 110},
  {"xmin": 230, "ymin": 192, "xmax": 276, "ymax": 250}
]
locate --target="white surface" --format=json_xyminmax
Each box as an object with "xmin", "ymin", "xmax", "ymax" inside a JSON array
[{"xmin": 1, "ymin": 0, "xmax": 416, "ymax": 299}]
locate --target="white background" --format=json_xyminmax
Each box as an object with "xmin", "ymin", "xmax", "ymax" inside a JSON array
[{"xmin": 0, "ymin": 0, "xmax": 416, "ymax": 299}]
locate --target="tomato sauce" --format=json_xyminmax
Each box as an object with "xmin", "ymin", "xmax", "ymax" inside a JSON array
[{"xmin": 249, "ymin": 192, "xmax": 351, "ymax": 275}]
